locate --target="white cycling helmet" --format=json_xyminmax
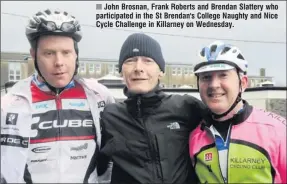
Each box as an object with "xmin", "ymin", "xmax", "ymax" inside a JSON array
[
  {"xmin": 194, "ymin": 41, "xmax": 248, "ymax": 75},
  {"xmin": 25, "ymin": 9, "xmax": 82, "ymax": 45}
]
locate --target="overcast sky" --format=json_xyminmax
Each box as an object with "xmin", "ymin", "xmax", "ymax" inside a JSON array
[{"xmin": 1, "ymin": 1, "xmax": 286, "ymax": 86}]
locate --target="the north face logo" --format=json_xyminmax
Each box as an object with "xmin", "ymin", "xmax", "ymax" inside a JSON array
[
  {"xmin": 6, "ymin": 113, "xmax": 18, "ymax": 125},
  {"xmin": 167, "ymin": 122, "xmax": 180, "ymax": 130}
]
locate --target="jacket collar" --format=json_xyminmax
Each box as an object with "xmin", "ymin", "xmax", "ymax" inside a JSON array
[
  {"xmin": 7, "ymin": 75, "xmax": 97, "ymax": 101},
  {"xmin": 124, "ymin": 83, "xmax": 166, "ymax": 117},
  {"xmin": 32, "ymin": 73, "xmax": 75, "ymax": 93},
  {"xmin": 201, "ymin": 100, "xmax": 253, "ymax": 129}
]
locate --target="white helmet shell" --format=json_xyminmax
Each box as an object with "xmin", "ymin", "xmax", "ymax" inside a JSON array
[
  {"xmin": 25, "ymin": 9, "xmax": 82, "ymax": 44},
  {"xmin": 194, "ymin": 41, "xmax": 248, "ymax": 74}
]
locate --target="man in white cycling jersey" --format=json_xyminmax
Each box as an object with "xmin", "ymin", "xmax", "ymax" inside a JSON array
[{"xmin": 1, "ymin": 9, "xmax": 114, "ymax": 183}]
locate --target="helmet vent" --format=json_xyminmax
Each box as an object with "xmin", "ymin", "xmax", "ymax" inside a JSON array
[
  {"xmin": 237, "ymin": 53, "xmax": 244, "ymax": 60},
  {"xmin": 221, "ymin": 47, "xmax": 231, "ymax": 54},
  {"xmin": 200, "ymin": 48, "xmax": 205, "ymax": 57},
  {"xmin": 210, "ymin": 45, "xmax": 217, "ymax": 53},
  {"xmin": 44, "ymin": 9, "xmax": 51, "ymax": 15}
]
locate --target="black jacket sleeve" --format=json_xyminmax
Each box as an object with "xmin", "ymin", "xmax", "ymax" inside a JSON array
[
  {"xmin": 183, "ymin": 95, "xmax": 207, "ymax": 131},
  {"xmin": 96, "ymin": 111, "xmax": 112, "ymax": 176}
]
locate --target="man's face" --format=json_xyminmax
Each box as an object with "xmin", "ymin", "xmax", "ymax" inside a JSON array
[
  {"xmin": 121, "ymin": 56, "xmax": 163, "ymax": 94},
  {"xmin": 198, "ymin": 69, "xmax": 248, "ymax": 115},
  {"xmin": 30, "ymin": 35, "xmax": 77, "ymax": 88}
]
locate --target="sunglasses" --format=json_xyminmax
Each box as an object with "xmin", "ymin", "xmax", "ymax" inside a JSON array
[{"xmin": 38, "ymin": 21, "xmax": 77, "ymax": 33}]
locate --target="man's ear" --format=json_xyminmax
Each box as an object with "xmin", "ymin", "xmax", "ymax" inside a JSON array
[
  {"xmin": 159, "ymin": 71, "xmax": 164, "ymax": 78},
  {"xmin": 30, "ymin": 48, "xmax": 36, "ymax": 61},
  {"xmin": 241, "ymin": 75, "xmax": 248, "ymax": 92}
]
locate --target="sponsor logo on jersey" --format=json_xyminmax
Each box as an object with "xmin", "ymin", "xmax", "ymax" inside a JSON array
[
  {"xmin": 98, "ymin": 101, "xmax": 105, "ymax": 108},
  {"xmin": 1, "ymin": 126, "xmax": 19, "ymax": 131},
  {"xmin": 35, "ymin": 103, "xmax": 48, "ymax": 109},
  {"xmin": 30, "ymin": 159, "xmax": 48, "ymax": 163},
  {"xmin": 205, "ymin": 152, "xmax": 213, "ymax": 161},
  {"xmin": 70, "ymin": 143, "xmax": 88, "ymax": 151},
  {"xmin": 69, "ymin": 102, "xmax": 85, "ymax": 107},
  {"xmin": 70, "ymin": 155, "xmax": 87, "ymax": 160},
  {"xmin": 32, "ymin": 100, "xmax": 56, "ymax": 114},
  {"xmin": 36, "ymin": 119, "xmax": 93, "ymax": 130},
  {"xmin": 62, "ymin": 99, "xmax": 89, "ymax": 111},
  {"xmin": 30, "ymin": 110, "xmax": 96, "ymax": 143},
  {"xmin": 31, "ymin": 146, "xmax": 51, "ymax": 153},
  {"xmin": 6, "ymin": 113, "xmax": 18, "ymax": 125},
  {"xmin": 1, "ymin": 134, "xmax": 28, "ymax": 148}
]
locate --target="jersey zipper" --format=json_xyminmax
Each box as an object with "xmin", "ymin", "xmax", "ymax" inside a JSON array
[
  {"xmin": 225, "ymin": 124, "xmax": 233, "ymax": 183},
  {"xmin": 205, "ymin": 127, "xmax": 226, "ymax": 183},
  {"xmin": 55, "ymin": 89, "xmax": 62, "ymax": 140},
  {"xmin": 55, "ymin": 89, "xmax": 62, "ymax": 183}
]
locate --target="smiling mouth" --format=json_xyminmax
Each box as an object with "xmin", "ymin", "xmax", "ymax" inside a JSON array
[
  {"xmin": 208, "ymin": 94, "xmax": 225, "ymax": 98},
  {"xmin": 132, "ymin": 79, "xmax": 147, "ymax": 81}
]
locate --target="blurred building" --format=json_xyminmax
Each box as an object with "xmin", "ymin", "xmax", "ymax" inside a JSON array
[
  {"xmin": 1, "ymin": 51, "xmax": 197, "ymax": 88},
  {"xmin": 1, "ymin": 51, "xmax": 275, "ymax": 89},
  {"xmin": 0, "ymin": 52, "xmax": 33, "ymax": 87},
  {"xmin": 248, "ymin": 68, "xmax": 274, "ymax": 87}
]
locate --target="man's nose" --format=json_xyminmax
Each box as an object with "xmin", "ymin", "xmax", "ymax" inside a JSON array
[
  {"xmin": 54, "ymin": 53, "xmax": 64, "ymax": 67},
  {"xmin": 209, "ymin": 75, "xmax": 221, "ymax": 88},
  {"xmin": 134, "ymin": 60, "xmax": 144, "ymax": 73}
]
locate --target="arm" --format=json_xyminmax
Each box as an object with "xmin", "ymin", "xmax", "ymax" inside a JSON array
[
  {"xmin": 97, "ymin": 109, "xmax": 115, "ymax": 183},
  {"xmin": 97, "ymin": 111, "xmax": 112, "ymax": 176}
]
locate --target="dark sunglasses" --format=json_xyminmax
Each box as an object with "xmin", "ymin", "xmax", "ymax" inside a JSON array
[{"xmin": 38, "ymin": 21, "xmax": 77, "ymax": 33}]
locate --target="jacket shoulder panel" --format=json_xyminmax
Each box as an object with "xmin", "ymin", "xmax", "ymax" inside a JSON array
[
  {"xmin": 247, "ymin": 108, "xmax": 286, "ymax": 128},
  {"xmin": 81, "ymin": 78, "xmax": 115, "ymax": 104}
]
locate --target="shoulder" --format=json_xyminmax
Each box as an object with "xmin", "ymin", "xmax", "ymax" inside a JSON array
[
  {"xmin": 251, "ymin": 108, "xmax": 286, "ymax": 126},
  {"xmin": 161, "ymin": 94, "xmax": 206, "ymax": 122},
  {"xmin": 1, "ymin": 93, "xmax": 28, "ymax": 127},
  {"xmin": 1, "ymin": 92, "xmax": 25, "ymax": 110},
  {"xmin": 250, "ymin": 108, "xmax": 286, "ymax": 149},
  {"xmin": 100, "ymin": 102, "xmax": 128, "ymax": 130},
  {"xmin": 1, "ymin": 94, "xmax": 11, "ymax": 110},
  {"xmin": 81, "ymin": 78, "xmax": 110, "ymax": 94},
  {"xmin": 248, "ymin": 108, "xmax": 286, "ymax": 137},
  {"xmin": 167, "ymin": 94, "xmax": 205, "ymax": 111},
  {"xmin": 165, "ymin": 94, "xmax": 200, "ymax": 104},
  {"xmin": 5, "ymin": 78, "xmax": 31, "ymax": 93},
  {"xmin": 80, "ymin": 78, "xmax": 115, "ymax": 104},
  {"xmin": 101, "ymin": 101, "xmax": 126, "ymax": 118}
]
